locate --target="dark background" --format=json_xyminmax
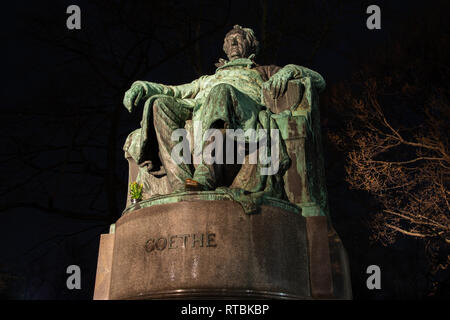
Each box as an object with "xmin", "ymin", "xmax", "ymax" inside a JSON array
[{"xmin": 0, "ymin": 0, "xmax": 448, "ymax": 299}]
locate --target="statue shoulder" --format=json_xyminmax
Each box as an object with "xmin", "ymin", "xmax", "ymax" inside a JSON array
[{"xmin": 282, "ymin": 64, "xmax": 326, "ymax": 92}]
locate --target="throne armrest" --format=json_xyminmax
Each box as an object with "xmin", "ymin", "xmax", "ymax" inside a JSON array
[
  {"xmin": 263, "ymin": 79, "xmax": 305, "ymax": 114},
  {"xmin": 264, "ymin": 78, "xmax": 327, "ymax": 217}
]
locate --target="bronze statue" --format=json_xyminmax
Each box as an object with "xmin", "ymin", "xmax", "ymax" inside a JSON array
[
  {"xmin": 94, "ymin": 25, "xmax": 352, "ymax": 301},
  {"xmin": 122, "ymin": 25, "xmax": 326, "ymax": 214}
]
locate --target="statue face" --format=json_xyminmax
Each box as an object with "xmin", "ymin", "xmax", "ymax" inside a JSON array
[{"xmin": 224, "ymin": 32, "xmax": 250, "ymax": 60}]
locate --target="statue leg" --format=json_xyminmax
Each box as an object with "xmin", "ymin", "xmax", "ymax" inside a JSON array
[
  {"xmin": 192, "ymin": 83, "xmax": 264, "ymax": 190},
  {"xmin": 152, "ymin": 96, "xmax": 194, "ymax": 192}
]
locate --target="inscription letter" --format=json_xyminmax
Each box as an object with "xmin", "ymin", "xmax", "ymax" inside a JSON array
[
  {"xmin": 145, "ymin": 239, "xmax": 155, "ymax": 252},
  {"xmin": 192, "ymin": 233, "xmax": 204, "ymax": 248},
  {"xmin": 206, "ymin": 233, "xmax": 217, "ymax": 247},
  {"xmin": 168, "ymin": 235, "xmax": 178, "ymax": 249},
  {"xmin": 180, "ymin": 234, "xmax": 190, "ymax": 248},
  {"xmin": 156, "ymin": 237, "xmax": 168, "ymax": 250}
]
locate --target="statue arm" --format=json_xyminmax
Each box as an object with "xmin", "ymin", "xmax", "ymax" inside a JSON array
[
  {"xmin": 280, "ymin": 64, "xmax": 326, "ymax": 92},
  {"xmin": 124, "ymin": 77, "xmax": 205, "ymax": 112},
  {"xmin": 131, "ymin": 80, "xmax": 175, "ymax": 98},
  {"xmin": 263, "ymin": 64, "xmax": 325, "ymax": 99},
  {"xmin": 134, "ymin": 76, "xmax": 204, "ymax": 100},
  {"xmin": 167, "ymin": 76, "xmax": 206, "ymax": 99}
]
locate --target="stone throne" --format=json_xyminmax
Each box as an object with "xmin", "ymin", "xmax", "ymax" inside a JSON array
[{"xmin": 93, "ymin": 78, "xmax": 352, "ymax": 300}]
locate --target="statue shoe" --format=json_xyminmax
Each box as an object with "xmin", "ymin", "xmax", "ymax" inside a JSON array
[{"xmin": 185, "ymin": 178, "xmax": 208, "ymax": 191}]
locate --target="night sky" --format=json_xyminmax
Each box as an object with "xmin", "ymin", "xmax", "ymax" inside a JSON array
[{"xmin": 0, "ymin": 0, "xmax": 448, "ymax": 300}]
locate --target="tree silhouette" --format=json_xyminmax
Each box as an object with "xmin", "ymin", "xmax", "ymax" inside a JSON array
[{"xmin": 325, "ymin": 5, "xmax": 449, "ymax": 295}]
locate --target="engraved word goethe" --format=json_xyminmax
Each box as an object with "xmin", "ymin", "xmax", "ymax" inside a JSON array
[{"xmin": 145, "ymin": 232, "xmax": 217, "ymax": 253}]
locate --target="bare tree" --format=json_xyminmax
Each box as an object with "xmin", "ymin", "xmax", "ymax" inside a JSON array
[
  {"xmin": 325, "ymin": 8, "xmax": 449, "ymax": 291},
  {"xmin": 342, "ymin": 78, "xmax": 449, "ymax": 244}
]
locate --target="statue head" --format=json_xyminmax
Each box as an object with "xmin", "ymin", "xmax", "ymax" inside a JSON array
[{"xmin": 223, "ymin": 25, "xmax": 259, "ymax": 61}]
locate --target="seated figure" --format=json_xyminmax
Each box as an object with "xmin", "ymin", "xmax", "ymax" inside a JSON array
[{"xmin": 122, "ymin": 25, "xmax": 326, "ymax": 214}]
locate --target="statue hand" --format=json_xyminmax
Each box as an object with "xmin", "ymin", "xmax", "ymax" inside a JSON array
[
  {"xmin": 123, "ymin": 82, "xmax": 146, "ymax": 113},
  {"xmin": 263, "ymin": 68, "xmax": 295, "ymax": 99}
]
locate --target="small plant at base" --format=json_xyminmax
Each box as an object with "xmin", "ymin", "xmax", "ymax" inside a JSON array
[{"xmin": 129, "ymin": 182, "xmax": 143, "ymax": 201}]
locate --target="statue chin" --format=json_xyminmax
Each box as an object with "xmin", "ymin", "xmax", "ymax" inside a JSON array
[
  {"xmin": 227, "ymin": 55, "xmax": 242, "ymax": 60},
  {"xmin": 227, "ymin": 50, "xmax": 248, "ymax": 60}
]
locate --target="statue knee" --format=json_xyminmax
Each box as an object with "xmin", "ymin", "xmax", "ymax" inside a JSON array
[
  {"xmin": 205, "ymin": 84, "xmax": 236, "ymax": 106},
  {"xmin": 152, "ymin": 95, "xmax": 175, "ymax": 114},
  {"xmin": 210, "ymin": 83, "xmax": 235, "ymax": 94}
]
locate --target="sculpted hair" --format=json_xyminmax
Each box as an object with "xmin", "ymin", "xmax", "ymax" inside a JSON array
[{"xmin": 223, "ymin": 25, "xmax": 260, "ymax": 57}]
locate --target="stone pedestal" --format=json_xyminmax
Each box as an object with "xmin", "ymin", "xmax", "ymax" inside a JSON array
[{"xmin": 94, "ymin": 193, "xmax": 352, "ymax": 299}]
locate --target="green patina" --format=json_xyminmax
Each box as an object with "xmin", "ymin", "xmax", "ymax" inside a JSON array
[
  {"xmin": 122, "ymin": 190, "xmax": 300, "ymax": 216},
  {"xmin": 122, "ymin": 25, "xmax": 329, "ymax": 218}
]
